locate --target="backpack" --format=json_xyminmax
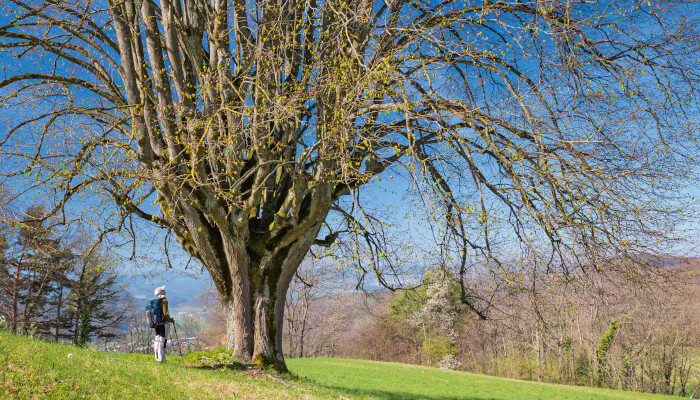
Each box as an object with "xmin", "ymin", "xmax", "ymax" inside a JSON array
[{"xmin": 145, "ymin": 298, "xmax": 164, "ymax": 328}]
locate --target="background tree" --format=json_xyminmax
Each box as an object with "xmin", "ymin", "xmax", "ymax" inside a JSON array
[
  {"xmin": 406, "ymin": 267, "xmax": 462, "ymax": 368},
  {"xmin": 353, "ymin": 257, "xmax": 699, "ymax": 395},
  {"xmin": 0, "ymin": 187, "xmax": 11, "ymax": 330},
  {"xmin": 68, "ymin": 249, "xmax": 126, "ymax": 346},
  {"xmin": 0, "ymin": 0, "xmax": 697, "ymax": 370},
  {"xmin": 284, "ymin": 257, "xmax": 344, "ymax": 358},
  {"xmin": 0, "ymin": 205, "xmax": 74, "ymax": 335},
  {"xmin": 284, "ymin": 263, "xmax": 321, "ymax": 358},
  {"xmin": 0, "ymin": 202, "xmax": 126, "ymax": 342}
]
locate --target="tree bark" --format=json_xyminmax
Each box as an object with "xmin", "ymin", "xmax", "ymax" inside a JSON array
[
  {"xmin": 300, "ymin": 304, "xmax": 308, "ymax": 358},
  {"xmin": 55, "ymin": 285, "xmax": 63, "ymax": 342},
  {"xmin": 252, "ymin": 286, "xmax": 276, "ymax": 367},
  {"xmin": 216, "ymin": 224, "xmax": 321, "ymax": 370},
  {"xmin": 249, "ymin": 272, "xmax": 296, "ymax": 371},
  {"xmin": 249, "ymin": 259, "xmax": 294, "ymax": 370},
  {"xmin": 11, "ymin": 261, "xmax": 19, "ymax": 333},
  {"xmin": 219, "ymin": 269, "xmax": 289, "ymax": 370},
  {"xmin": 223, "ymin": 296, "xmax": 253, "ymax": 361}
]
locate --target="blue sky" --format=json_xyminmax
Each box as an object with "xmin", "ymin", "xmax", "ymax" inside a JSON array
[{"xmin": 0, "ymin": 0, "xmax": 698, "ymax": 297}]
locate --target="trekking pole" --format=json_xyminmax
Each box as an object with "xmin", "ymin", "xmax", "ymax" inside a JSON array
[{"xmin": 171, "ymin": 321, "xmax": 183, "ymax": 357}]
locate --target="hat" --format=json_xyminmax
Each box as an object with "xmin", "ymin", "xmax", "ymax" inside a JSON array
[{"xmin": 154, "ymin": 286, "xmax": 166, "ymax": 298}]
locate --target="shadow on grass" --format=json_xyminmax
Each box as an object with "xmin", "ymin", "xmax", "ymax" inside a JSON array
[
  {"xmin": 188, "ymin": 362, "xmax": 248, "ymax": 371},
  {"xmin": 318, "ymin": 384, "xmax": 502, "ymax": 400},
  {"xmin": 170, "ymin": 357, "xmax": 248, "ymax": 372}
]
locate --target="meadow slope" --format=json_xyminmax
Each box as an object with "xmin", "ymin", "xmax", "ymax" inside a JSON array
[{"xmin": 0, "ymin": 331, "xmax": 681, "ymax": 400}]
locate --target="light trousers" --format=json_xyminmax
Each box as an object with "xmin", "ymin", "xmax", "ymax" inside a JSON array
[{"xmin": 153, "ymin": 324, "xmax": 170, "ymax": 362}]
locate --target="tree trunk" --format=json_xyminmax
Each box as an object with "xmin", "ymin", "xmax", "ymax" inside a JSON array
[
  {"xmin": 55, "ymin": 285, "xmax": 63, "ymax": 341},
  {"xmin": 217, "ymin": 227, "xmax": 319, "ymax": 370},
  {"xmin": 300, "ymin": 305, "xmax": 308, "ymax": 358},
  {"xmin": 11, "ymin": 261, "xmax": 20, "ymax": 334},
  {"xmin": 223, "ymin": 296, "xmax": 253, "ymax": 361},
  {"xmin": 221, "ymin": 276, "xmax": 289, "ymax": 370},
  {"xmin": 286, "ymin": 313, "xmax": 296, "ymax": 357},
  {"xmin": 252, "ymin": 287, "xmax": 276, "ymax": 367},
  {"xmin": 251, "ymin": 271, "xmax": 292, "ymax": 371}
]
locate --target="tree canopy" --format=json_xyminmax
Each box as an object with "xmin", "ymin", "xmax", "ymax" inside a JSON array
[{"xmin": 0, "ymin": 0, "xmax": 697, "ymax": 369}]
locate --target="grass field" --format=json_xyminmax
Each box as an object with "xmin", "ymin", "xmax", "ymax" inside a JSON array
[
  {"xmin": 0, "ymin": 331, "xmax": 683, "ymax": 399},
  {"xmin": 0, "ymin": 331, "xmax": 335, "ymax": 400},
  {"xmin": 289, "ymin": 358, "xmax": 683, "ymax": 400}
]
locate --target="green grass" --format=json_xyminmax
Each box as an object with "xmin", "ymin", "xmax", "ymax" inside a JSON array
[
  {"xmin": 288, "ymin": 358, "xmax": 682, "ymax": 400},
  {"xmin": 0, "ymin": 331, "xmax": 683, "ymax": 400},
  {"xmin": 0, "ymin": 331, "xmax": 335, "ymax": 399}
]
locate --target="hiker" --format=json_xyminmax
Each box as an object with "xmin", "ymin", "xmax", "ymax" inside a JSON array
[{"xmin": 146, "ymin": 285, "xmax": 174, "ymax": 362}]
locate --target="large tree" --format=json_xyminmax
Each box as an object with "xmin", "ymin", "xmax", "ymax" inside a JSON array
[{"xmin": 0, "ymin": 0, "xmax": 697, "ymax": 370}]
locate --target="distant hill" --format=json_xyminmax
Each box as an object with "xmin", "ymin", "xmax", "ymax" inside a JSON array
[
  {"xmin": 644, "ymin": 255, "xmax": 700, "ymax": 271},
  {"xmin": 118, "ymin": 273, "xmax": 212, "ymax": 308}
]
